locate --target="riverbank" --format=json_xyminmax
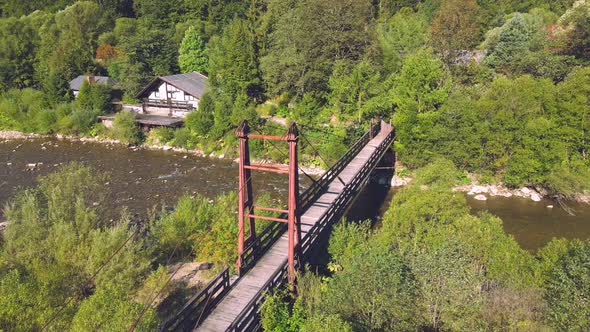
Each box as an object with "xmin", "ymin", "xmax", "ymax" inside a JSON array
[
  {"xmin": 391, "ymin": 173, "xmax": 590, "ymax": 204},
  {"xmin": 0, "ymin": 130, "xmax": 325, "ymax": 176}
]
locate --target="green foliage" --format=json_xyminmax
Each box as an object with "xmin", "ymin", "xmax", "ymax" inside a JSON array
[
  {"xmin": 260, "ymin": 291, "xmax": 306, "ymax": 332},
  {"xmin": 0, "ymin": 16, "xmax": 39, "ymax": 90},
  {"xmin": 36, "ymin": 2, "xmax": 109, "ymax": 99},
  {"xmin": 482, "ymin": 9, "xmax": 570, "ymax": 79},
  {"xmin": 409, "ymin": 239, "xmax": 486, "ymax": 331},
  {"xmin": 328, "ymin": 60, "xmax": 382, "ymax": 122},
  {"xmin": 544, "ymin": 240, "xmax": 590, "ymax": 330},
  {"xmin": 70, "ymin": 286, "xmax": 157, "ymax": 332},
  {"xmin": 260, "ymin": 0, "xmax": 373, "ymax": 97},
  {"xmin": 393, "ymin": 68, "xmax": 590, "ymax": 194},
  {"xmin": 150, "ymin": 191, "xmax": 254, "ymax": 268},
  {"xmin": 145, "ymin": 127, "xmax": 175, "ymax": 145},
  {"xmin": 185, "ymin": 94, "xmax": 215, "ymax": 136},
  {"xmin": 392, "ymin": 48, "xmax": 450, "ymax": 167},
  {"xmin": 377, "ymin": 7, "xmax": 429, "ymax": 72},
  {"xmin": 557, "ymin": 0, "xmax": 590, "ymax": 60},
  {"xmin": 108, "ymin": 111, "xmax": 141, "ymax": 145},
  {"xmin": 179, "ymin": 26, "xmax": 208, "ymax": 74},
  {"xmin": 151, "ymin": 195, "xmax": 209, "ymax": 260},
  {"xmin": 322, "ymin": 243, "xmax": 420, "ymax": 331},
  {"xmin": 430, "ymin": 0, "xmax": 482, "ymax": 64},
  {"xmin": 0, "ymin": 163, "xmax": 153, "ymax": 330},
  {"xmin": 208, "ymin": 18, "xmax": 261, "ymax": 101},
  {"xmin": 76, "ymin": 80, "xmax": 114, "ymax": 114}
]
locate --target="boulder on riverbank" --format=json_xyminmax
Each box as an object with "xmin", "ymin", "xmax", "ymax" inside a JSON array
[
  {"xmin": 391, "ymin": 175, "xmax": 412, "ymax": 187},
  {"xmin": 474, "ymin": 194, "xmax": 487, "ymax": 201}
]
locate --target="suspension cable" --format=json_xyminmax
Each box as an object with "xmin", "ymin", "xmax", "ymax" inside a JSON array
[
  {"xmin": 41, "ymin": 226, "xmax": 141, "ymax": 331},
  {"xmin": 251, "ymin": 127, "xmax": 318, "ymax": 184},
  {"xmin": 299, "ymin": 131, "xmax": 347, "ymax": 186}
]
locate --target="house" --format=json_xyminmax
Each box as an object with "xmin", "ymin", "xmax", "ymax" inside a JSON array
[
  {"xmin": 69, "ymin": 75, "xmax": 118, "ymax": 97},
  {"xmin": 135, "ymin": 71, "xmax": 208, "ymax": 118}
]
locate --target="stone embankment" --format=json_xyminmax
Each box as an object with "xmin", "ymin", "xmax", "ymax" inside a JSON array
[
  {"xmin": 390, "ymin": 173, "xmax": 590, "ymax": 204},
  {"xmin": 455, "ymin": 183, "xmax": 543, "ymax": 202}
]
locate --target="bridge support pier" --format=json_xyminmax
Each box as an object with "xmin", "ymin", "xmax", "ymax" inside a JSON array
[
  {"xmin": 236, "ymin": 122, "xmax": 256, "ymax": 273},
  {"xmin": 235, "ymin": 121, "xmax": 301, "ymax": 285},
  {"xmin": 287, "ymin": 124, "xmax": 300, "ymax": 285}
]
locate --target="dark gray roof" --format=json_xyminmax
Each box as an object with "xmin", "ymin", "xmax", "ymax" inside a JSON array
[
  {"xmin": 136, "ymin": 72, "xmax": 208, "ymax": 99},
  {"xmin": 69, "ymin": 75, "xmax": 118, "ymax": 91}
]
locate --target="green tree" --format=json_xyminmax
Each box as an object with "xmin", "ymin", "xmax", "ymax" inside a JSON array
[
  {"xmin": 322, "ymin": 243, "xmax": 420, "ymax": 331},
  {"xmin": 185, "ymin": 93, "xmax": 215, "ymax": 136},
  {"xmin": 260, "ymin": 0, "xmax": 372, "ymax": 97},
  {"xmin": 556, "ymin": 0, "xmax": 590, "ymax": 60},
  {"xmin": 0, "ymin": 17, "xmax": 39, "ymax": 89},
  {"xmin": 110, "ymin": 18, "xmax": 178, "ymax": 96},
  {"xmin": 108, "ymin": 111, "xmax": 141, "ymax": 145},
  {"xmin": 430, "ymin": 0, "xmax": 482, "ymax": 65},
  {"xmin": 377, "ymin": 7, "xmax": 429, "ymax": 73},
  {"xmin": 76, "ymin": 80, "xmax": 114, "ymax": 113},
  {"xmin": 328, "ymin": 60, "xmax": 381, "ymax": 122},
  {"xmin": 208, "ymin": 18, "xmax": 261, "ymax": 101},
  {"xmin": 409, "ymin": 240, "xmax": 485, "ymax": 331},
  {"xmin": 484, "ymin": 12, "xmax": 545, "ymax": 72},
  {"xmin": 36, "ymin": 2, "xmax": 109, "ymax": 99},
  {"xmin": 392, "ymin": 48, "xmax": 451, "ymax": 167},
  {"xmin": 0, "ymin": 163, "xmax": 152, "ymax": 330},
  {"xmin": 178, "ymin": 26, "xmax": 208, "ymax": 74},
  {"xmin": 544, "ymin": 240, "xmax": 590, "ymax": 330},
  {"xmin": 70, "ymin": 286, "xmax": 157, "ymax": 331}
]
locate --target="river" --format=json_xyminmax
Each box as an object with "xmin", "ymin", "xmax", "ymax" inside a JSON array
[{"xmin": 1, "ymin": 137, "xmax": 589, "ymax": 251}]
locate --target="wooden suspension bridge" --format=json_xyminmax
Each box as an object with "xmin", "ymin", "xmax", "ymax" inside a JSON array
[{"xmin": 161, "ymin": 119, "xmax": 395, "ymax": 332}]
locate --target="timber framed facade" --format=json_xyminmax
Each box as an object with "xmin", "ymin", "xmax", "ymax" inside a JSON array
[{"xmin": 135, "ymin": 71, "xmax": 208, "ymax": 118}]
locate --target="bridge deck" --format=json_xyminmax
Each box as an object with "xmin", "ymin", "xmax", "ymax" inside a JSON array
[{"xmin": 195, "ymin": 126, "xmax": 392, "ymax": 332}]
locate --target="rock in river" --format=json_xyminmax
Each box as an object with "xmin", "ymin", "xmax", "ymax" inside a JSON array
[{"xmin": 474, "ymin": 194, "xmax": 487, "ymax": 201}]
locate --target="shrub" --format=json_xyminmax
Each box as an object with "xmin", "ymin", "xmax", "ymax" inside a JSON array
[
  {"xmin": 33, "ymin": 109, "xmax": 57, "ymax": 134},
  {"xmin": 76, "ymin": 80, "xmax": 114, "ymax": 114},
  {"xmin": 544, "ymin": 240, "xmax": 590, "ymax": 330},
  {"xmin": 68, "ymin": 107, "xmax": 101, "ymax": 134},
  {"xmin": 109, "ymin": 112, "xmax": 141, "ymax": 145},
  {"xmin": 145, "ymin": 127, "xmax": 175, "ymax": 145},
  {"xmin": 172, "ymin": 128, "xmax": 192, "ymax": 148},
  {"xmin": 185, "ymin": 110, "xmax": 213, "ymax": 137}
]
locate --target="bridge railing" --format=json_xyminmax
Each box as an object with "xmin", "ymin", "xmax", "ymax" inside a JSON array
[
  {"xmin": 301, "ymin": 123, "xmax": 394, "ymax": 256},
  {"xmin": 160, "ymin": 267, "xmax": 230, "ymax": 331},
  {"xmin": 239, "ymin": 218, "xmax": 287, "ymax": 274},
  {"xmin": 238, "ymin": 120, "xmax": 382, "ymax": 276},
  {"xmin": 226, "ymin": 259, "xmax": 295, "ymax": 332},
  {"xmin": 228, "ymin": 122, "xmax": 395, "ymax": 331},
  {"xmin": 164, "ymin": 120, "xmax": 390, "ymax": 331}
]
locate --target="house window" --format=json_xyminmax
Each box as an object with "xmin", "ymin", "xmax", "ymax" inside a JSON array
[{"xmin": 154, "ymin": 90, "xmax": 160, "ymax": 98}]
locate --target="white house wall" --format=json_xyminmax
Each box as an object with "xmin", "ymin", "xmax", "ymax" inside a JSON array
[{"xmin": 147, "ymin": 82, "xmax": 199, "ymax": 108}]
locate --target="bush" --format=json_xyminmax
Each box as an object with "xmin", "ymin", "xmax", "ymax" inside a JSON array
[
  {"xmin": 145, "ymin": 127, "xmax": 175, "ymax": 145},
  {"xmin": 544, "ymin": 240, "xmax": 590, "ymax": 330},
  {"xmin": 1, "ymin": 163, "xmax": 153, "ymax": 330},
  {"xmin": 172, "ymin": 128, "xmax": 193, "ymax": 148},
  {"xmin": 109, "ymin": 112, "xmax": 141, "ymax": 145},
  {"xmin": 33, "ymin": 108, "xmax": 57, "ymax": 134},
  {"xmin": 68, "ymin": 107, "xmax": 101, "ymax": 134},
  {"xmin": 151, "ymin": 195, "xmax": 213, "ymax": 261},
  {"xmin": 76, "ymin": 80, "xmax": 114, "ymax": 114},
  {"xmin": 185, "ymin": 110, "xmax": 213, "ymax": 137}
]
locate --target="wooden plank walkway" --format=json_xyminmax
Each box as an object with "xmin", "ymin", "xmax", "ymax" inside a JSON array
[{"xmin": 195, "ymin": 125, "xmax": 393, "ymax": 332}]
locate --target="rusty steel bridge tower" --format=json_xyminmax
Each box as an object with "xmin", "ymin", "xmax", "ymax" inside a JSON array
[{"xmin": 235, "ymin": 120, "xmax": 301, "ymax": 285}]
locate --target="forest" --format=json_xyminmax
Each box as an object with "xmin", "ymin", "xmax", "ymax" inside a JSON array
[
  {"xmin": 0, "ymin": 0, "xmax": 589, "ymax": 330},
  {"xmin": 0, "ymin": 0, "xmax": 588, "ymax": 195}
]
